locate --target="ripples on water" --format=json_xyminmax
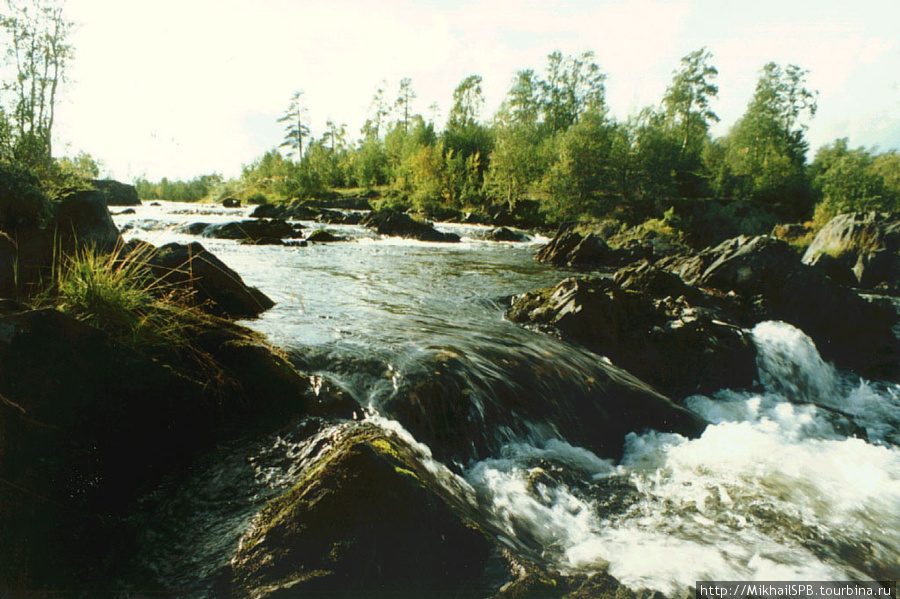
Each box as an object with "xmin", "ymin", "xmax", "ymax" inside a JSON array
[{"xmin": 116, "ymin": 203, "xmax": 900, "ymax": 596}]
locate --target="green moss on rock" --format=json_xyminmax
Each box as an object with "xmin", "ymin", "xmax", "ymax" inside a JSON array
[{"xmin": 230, "ymin": 423, "xmax": 490, "ymax": 598}]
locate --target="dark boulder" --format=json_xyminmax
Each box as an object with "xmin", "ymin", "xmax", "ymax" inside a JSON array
[
  {"xmin": 316, "ymin": 208, "xmax": 365, "ymax": 225},
  {"xmin": 0, "ymin": 308, "xmax": 312, "ymax": 590},
  {"xmin": 201, "ymin": 219, "xmax": 300, "ymax": 243},
  {"xmin": 363, "ymin": 210, "xmax": 460, "ymax": 243},
  {"xmin": 221, "ymin": 197, "xmax": 241, "ymax": 208},
  {"xmin": 497, "ymin": 570, "xmax": 659, "ymax": 599},
  {"xmin": 508, "ymin": 274, "xmax": 757, "ymax": 400},
  {"xmin": 250, "ymin": 201, "xmax": 320, "ymax": 221},
  {"xmin": 305, "ymin": 229, "xmax": 343, "ymax": 243},
  {"xmin": 180, "ymin": 222, "xmax": 211, "ymax": 236},
  {"xmin": 666, "ymin": 235, "xmax": 900, "ymax": 378},
  {"xmin": 381, "ymin": 346, "xmax": 707, "ymax": 465},
  {"xmin": 491, "ymin": 227, "xmax": 527, "ymax": 242},
  {"xmin": 230, "ymin": 423, "xmax": 490, "ymax": 598},
  {"xmin": 801, "ymin": 212, "xmax": 900, "ymax": 291},
  {"xmin": 145, "ymin": 241, "xmax": 275, "ymax": 318},
  {"xmin": 535, "ymin": 228, "xmax": 609, "ymax": 266},
  {"xmin": 54, "ymin": 189, "xmax": 122, "ymax": 252},
  {"xmin": 92, "ymin": 179, "xmax": 140, "ymax": 206}
]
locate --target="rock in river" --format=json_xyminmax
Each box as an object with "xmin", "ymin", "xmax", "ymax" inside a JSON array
[
  {"xmin": 230, "ymin": 422, "xmax": 490, "ymax": 598},
  {"xmin": 364, "ymin": 210, "xmax": 460, "ymax": 243}
]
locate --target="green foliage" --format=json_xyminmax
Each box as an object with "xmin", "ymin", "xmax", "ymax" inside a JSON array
[
  {"xmin": 714, "ymin": 62, "xmax": 817, "ymax": 219},
  {"xmin": 810, "ymin": 139, "xmax": 897, "ymax": 220},
  {"xmin": 541, "ymin": 112, "xmax": 616, "ymax": 220},
  {"xmin": 1, "ymin": 0, "xmax": 73, "ymax": 164},
  {"xmin": 57, "ymin": 152, "xmax": 101, "ymax": 180},
  {"xmin": 46, "ymin": 245, "xmax": 197, "ymax": 354},
  {"xmin": 134, "ymin": 173, "xmax": 223, "ymax": 202},
  {"xmin": 0, "ymin": 160, "xmax": 51, "ymax": 231},
  {"xmin": 353, "ymin": 137, "xmax": 389, "ymax": 191}
]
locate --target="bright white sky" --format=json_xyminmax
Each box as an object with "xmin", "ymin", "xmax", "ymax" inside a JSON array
[{"xmin": 50, "ymin": 0, "xmax": 900, "ymax": 182}]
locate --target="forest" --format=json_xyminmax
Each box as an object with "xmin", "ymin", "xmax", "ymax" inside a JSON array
[{"xmin": 129, "ymin": 49, "xmax": 900, "ymax": 241}]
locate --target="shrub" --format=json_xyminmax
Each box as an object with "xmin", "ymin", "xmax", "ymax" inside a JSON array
[
  {"xmin": 0, "ymin": 161, "xmax": 52, "ymax": 232},
  {"xmin": 41, "ymin": 245, "xmax": 213, "ymax": 365}
]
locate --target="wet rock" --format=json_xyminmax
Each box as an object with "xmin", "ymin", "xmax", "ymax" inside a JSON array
[
  {"xmin": 250, "ymin": 201, "xmax": 320, "ymax": 221},
  {"xmin": 316, "ymin": 208, "xmax": 365, "ymax": 225},
  {"xmin": 491, "ymin": 227, "xmax": 527, "ymax": 242},
  {"xmin": 382, "ymin": 346, "xmax": 706, "ymax": 465},
  {"xmin": 666, "ymin": 234, "xmax": 900, "ymax": 379},
  {"xmin": 145, "ymin": 241, "xmax": 275, "ymax": 318},
  {"xmin": 201, "ymin": 219, "xmax": 300, "ymax": 243},
  {"xmin": 230, "ymin": 422, "xmax": 490, "ymax": 598},
  {"xmin": 180, "ymin": 222, "xmax": 211, "ymax": 236},
  {"xmin": 305, "ymin": 229, "xmax": 344, "ymax": 243},
  {"xmin": 221, "ymin": 197, "xmax": 241, "ymax": 208},
  {"xmin": 54, "ymin": 189, "xmax": 122, "ymax": 252},
  {"xmin": 112, "ymin": 208, "xmax": 136, "ymax": 215},
  {"xmin": 92, "ymin": 179, "xmax": 140, "ymax": 206},
  {"xmin": 536, "ymin": 227, "xmax": 609, "ymax": 266},
  {"xmin": 801, "ymin": 212, "xmax": 900, "ymax": 291},
  {"xmin": 497, "ymin": 570, "xmax": 665, "ymax": 599},
  {"xmin": 0, "ymin": 307, "xmax": 311, "ymax": 590},
  {"xmin": 508, "ymin": 274, "xmax": 757, "ymax": 400},
  {"xmin": 364, "ymin": 210, "xmax": 460, "ymax": 243}
]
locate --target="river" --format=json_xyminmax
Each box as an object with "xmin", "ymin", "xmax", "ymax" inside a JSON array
[{"xmin": 113, "ymin": 202, "xmax": 900, "ymax": 597}]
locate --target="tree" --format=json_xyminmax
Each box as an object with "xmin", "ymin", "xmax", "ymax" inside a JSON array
[
  {"xmin": 322, "ymin": 120, "xmax": 347, "ymax": 154},
  {"xmin": 662, "ymin": 47, "xmax": 719, "ymax": 158},
  {"xmin": 1, "ymin": 0, "xmax": 73, "ymax": 165},
  {"xmin": 394, "ymin": 77, "xmax": 417, "ymax": 134},
  {"xmin": 362, "ymin": 81, "xmax": 389, "ymax": 140},
  {"xmin": 540, "ymin": 51, "xmax": 607, "ymax": 133},
  {"xmin": 447, "ymin": 75, "xmax": 484, "ymax": 128},
  {"xmin": 811, "ymin": 139, "xmax": 895, "ymax": 219},
  {"xmin": 716, "ymin": 62, "xmax": 818, "ymax": 218},
  {"xmin": 277, "ymin": 90, "xmax": 310, "ymax": 160}
]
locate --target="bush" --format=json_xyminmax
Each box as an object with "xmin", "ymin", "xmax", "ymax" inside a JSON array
[{"xmin": 0, "ymin": 161, "xmax": 52, "ymax": 231}]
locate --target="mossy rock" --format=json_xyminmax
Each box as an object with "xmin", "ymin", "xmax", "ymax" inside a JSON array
[{"xmin": 230, "ymin": 423, "xmax": 490, "ymax": 598}]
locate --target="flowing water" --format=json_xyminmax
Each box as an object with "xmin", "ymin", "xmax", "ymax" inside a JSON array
[{"xmin": 115, "ymin": 203, "xmax": 900, "ymax": 597}]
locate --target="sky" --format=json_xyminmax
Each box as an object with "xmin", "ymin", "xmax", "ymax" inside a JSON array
[{"xmin": 44, "ymin": 0, "xmax": 900, "ymax": 181}]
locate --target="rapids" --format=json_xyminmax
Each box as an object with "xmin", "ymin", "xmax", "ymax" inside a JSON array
[{"xmin": 115, "ymin": 203, "xmax": 900, "ymax": 597}]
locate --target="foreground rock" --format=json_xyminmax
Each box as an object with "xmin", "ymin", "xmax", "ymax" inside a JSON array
[
  {"xmin": 801, "ymin": 212, "xmax": 900, "ymax": 291},
  {"xmin": 0, "ymin": 308, "xmax": 312, "ymax": 590},
  {"xmin": 665, "ymin": 235, "xmax": 900, "ymax": 378},
  {"xmin": 497, "ymin": 569, "xmax": 663, "ymax": 599},
  {"xmin": 364, "ymin": 210, "xmax": 460, "ymax": 243},
  {"xmin": 508, "ymin": 269, "xmax": 757, "ymax": 400},
  {"xmin": 92, "ymin": 179, "xmax": 140, "ymax": 206},
  {"xmin": 230, "ymin": 422, "xmax": 489, "ymax": 598},
  {"xmin": 382, "ymin": 346, "xmax": 707, "ymax": 465},
  {"xmin": 144, "ymin": 241, "xmax": 275, "ymax": 317}
]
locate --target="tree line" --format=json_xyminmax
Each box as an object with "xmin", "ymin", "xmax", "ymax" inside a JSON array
[
  {"xmin": 143, "ymin": 48, "xmax": 895, "ymax": 230},
  {"xmin": 1, "ymin": 0, "xmax": 896, "ymax": 232}
]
